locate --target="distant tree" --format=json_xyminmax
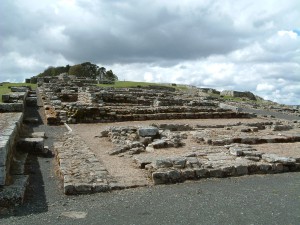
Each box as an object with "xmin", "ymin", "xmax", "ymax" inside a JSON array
[
  {"xmin": 81, "ymin": 62, "xmax": 99, "ymax": 79},
  {"xmin": 104, "ymin": 70, "xmax": 118, "ymax": 81},
  {"xmin": 69, "ymin": 64, "xmax": 84, "ymax": 77},
  {"xmin": 36, "ymin": 62, "xmax": 118, "ymax": 81},
  {"xmin": 37, "ymin": 65, "xmax": 70, "ymax": 77}
]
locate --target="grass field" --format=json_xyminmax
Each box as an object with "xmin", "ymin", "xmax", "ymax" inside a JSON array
[
  {"xmin": 0, "ymin": 83, "xmax": 37, "ymax": 103},
  {"xmin": 97, "ymin": 81, "xmax": 188, "ymax": 90}
]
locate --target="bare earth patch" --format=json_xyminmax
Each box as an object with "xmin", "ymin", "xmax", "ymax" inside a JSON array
[{"xmin": 69, "ymin": 117, "xmax": 300, "ymax": 186}]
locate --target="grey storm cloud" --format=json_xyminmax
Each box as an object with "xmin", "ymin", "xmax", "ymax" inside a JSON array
[{"xmin": 1, "ymin": 0, "xmax": 300, "ymax": 104}]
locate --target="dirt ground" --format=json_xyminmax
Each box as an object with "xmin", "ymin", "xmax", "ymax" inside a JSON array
[{"xmin": 70, "ymin": 118, "xmax": 300, "ymax": 186}]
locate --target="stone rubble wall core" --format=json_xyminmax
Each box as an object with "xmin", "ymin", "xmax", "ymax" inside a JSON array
[{"xmin": 36, "ymin": 78, "xmax": 256, "ymax": 125}]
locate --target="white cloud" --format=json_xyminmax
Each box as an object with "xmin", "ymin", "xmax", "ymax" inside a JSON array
[
  {"xmin": 1, "ymin": 0, "xmax": 300, "ymax": 105},
  {"xmin": 256, "ymin": 83, "xmax": 275, "ymax": 91}
]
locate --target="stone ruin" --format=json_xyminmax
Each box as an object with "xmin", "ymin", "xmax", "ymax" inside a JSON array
[
  {"xmin": 2, "ymin": 75, "xmax": 300, "ymax": 197},
  {"xmin": 96, "ymin": 121, "xmax": 300, "ymax": 186},
  {"xmin": 36, "ymin": 77, "xmax": 255, "ymax": 125},
  {"xmin": 220, "ymin": 90, "xmax": 257, "ymax": 100}
]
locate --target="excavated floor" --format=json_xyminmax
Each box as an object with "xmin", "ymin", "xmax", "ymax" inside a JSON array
[{"xmin": 53, "ymin": 117, "xmax": 300, "ymax": 194}]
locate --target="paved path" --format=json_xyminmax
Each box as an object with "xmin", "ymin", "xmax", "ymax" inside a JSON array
[{"xmin": 2, "ymin": 162, "xmax": 300, "ymax": 225}]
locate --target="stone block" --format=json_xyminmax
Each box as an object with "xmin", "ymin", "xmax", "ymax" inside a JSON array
[
  {"xmin": 172, "ymin": 157, "xmax": 186, "ymax": 169},
  {"xmin": 74, "ymin": 183, "xmax": 92, "ymax": 193},
  {"xmin": 229, "ymin": 147, "xmax": 243, "ymax": 156},
  {"xmin": 262, "ymin": 154, "xmax": 296, "ymax": 165},
  {"xmin": 2, "ymin": 94, "xmax": 10, "ymax": 103},
  {"xmin": 151, "ymin": 140, "xmax": 168, "ymax": 149},
  {"xmin": 154, "ymin": 158, "xmax": 173, "ymax": 168},
  {"xmin": 0, "ymin": 166, "xmax": 6, "ymax": 185},
  {"xmin": 17, "ymin": 138, "xmax": 44, "ymax": 153},
  {"xmin": 258, "ymin": 163, "xmax": 272, "ymax": 173},
  {"xmin": 221, "ymin": 166, "xmax": 236, "ymax": 176},
  {"xmin": 272, "ymin": 125, "xmax": 293, "ymax": 131},
  {"xmin": 26, "ymin": 97, "xmax": 37, "ymax": 106},
  {"xmin": 0, "ymin": 140, "xmax": 9, "ymax": 167},
  {"xmin": 194, "ymin": 168, "xmax": 209, "ymax": 178},
  {"xmin": 209, "ymin": 168, "xmax": 224, "ymax": 178},
  {"xmin": 93, "ymin": 183, "xmax": 110, "ymax": 192},
  {"xmin": 167, "ymin": 170, "xmax": 182, "ymax": 182},
  {"xmin": 138, "ymin": 127, "xmax": 159, "ymax": 137},
  {"xmin": 64, "ymin": 183, "xmax": 75, "ymax": 195},
  {"xmin": 152, "ymin": 170, "xmax": 169, "ymax": 184},
  {"xmin": 29, "ymin": 132, "xmax": 45, "ymax": 138},
  {"xmin": 272, "ymin": 163, "xmax": 284, "ymax": 173},
  {"xmin": 235, "ymin": 165, "xmax": 248, "ymax": 176},
  {"xmin": 181, "ymin": 169, "xmax": 195, "ymax": 180}
]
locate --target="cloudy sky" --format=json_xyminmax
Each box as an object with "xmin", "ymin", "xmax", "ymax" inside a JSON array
[{"xmin": 1, "ymin": 0, "xmax": 300, "ymax": 104}]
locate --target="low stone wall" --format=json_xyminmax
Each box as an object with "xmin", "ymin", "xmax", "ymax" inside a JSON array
[
  {"xmin": 133, "ymin": 144, "xmax": 300, "ymax": 185},
  {"xmin": 54, "ymin": 133, "xmax": 110, "ymax": 194},
  {"xmin": 0, "ymin": 113, "xmax": 23, "ymax": 185}
]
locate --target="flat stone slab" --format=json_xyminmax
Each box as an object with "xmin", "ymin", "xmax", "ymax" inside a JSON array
[
  {"xmin": 138, "ymin": 126, "xmax": 159, "ymax": 137},
  {"xmin": 23, "ymin": 117, "xmax": 39, "ymax": 124},
  {"xmin": 17, "ymin": 138, "xmax": 44, "ymax": 153},
  {"xmin": 29, "ymin": 132, "xmax": 45, "ymax": 138},
  {"xmin": 54, "ymin": 133, "xmax": 111, "ymax": 195}
]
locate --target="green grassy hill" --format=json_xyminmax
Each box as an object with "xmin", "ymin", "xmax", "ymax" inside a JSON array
[
  {"xmin": 0, "ymin": 83, "xmax": 37, "ymax": 103},
  {"xmin": 97, "ymin": 81, "xmax": 188, "ymax": 90}
]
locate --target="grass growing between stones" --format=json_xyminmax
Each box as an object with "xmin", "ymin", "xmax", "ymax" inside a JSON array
[
  {"xmin": 0, "ymin": 83, "xmax": 37, "ymax": 102},
  {"xmin": 97, "ymin": 81, "xmax": 188, "ymax": 90}
]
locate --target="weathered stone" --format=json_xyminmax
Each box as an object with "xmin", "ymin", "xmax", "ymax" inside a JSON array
[
  {"xmin": 272, "ymin": 124, "xmax": 293, "ymax": 131},
  {"xmin": 257, "ymin": 163, "xmax": 272, "ymax": 173},
  {"xmin": 154, "ymin": 158, "xmax": 173, "ymax": 168},
  {"xmin": 152, "ymin": 170, "xmax": 169, "ymax": 184},
  {"xmin": 235, "ymin": 165, "xmax": 248, "ymax": 176},
  {"xmin": 272, "ymin": 163, "xmax": 284, "ymax": 173},
  {"xmin": 151, "ymin": 140, "xmax": 168, "ymax": 149},
  {"xmin": 220, "ymin": 165, "xmax": 236, "ymax": 176},
  {"xmin": 186, "ymin": 157, "xmax": 201, "ymax": 168},
  {"xmin": 29, "ymin": 132, "xmax": 45, "ymax": 138},
  {"xmin": 129, "ymin": 141, "xmax": 144, "ymax": 149},
  {"xmin": 172, "ymin": 157, "xmax": 187, "ymax": 169},
  {"xmin": 181, "ymin": 169, "xmax": 195, "ymax": 179},
  {"xmin": 17, "ymin": 138, "xmax": 44, "ymax": 153},
  {"xmin": 167, "ymin": 169, "xmax": 182, "ymax": 182},
  {"xmin": 229, "ymin": 147, "xmax": 243, "ymax": 156},
  {"xmin": 244, "ymin": 156, "xmax": 260, "ymax": 162},
  {"xmin": 109, "ymin": 146, "xmax": 130, "ymax": 155},
  {"xmin": 145, "ymin": 146, "xmax": 155, "ymax": 152},
  {"xmin": 194, "ymin": 168, "xmax": 209, "ymax": 178},
  {"xmin": 99, "ymin": 130, "xmax": 109, "ymax": 137},
  {"xmin": 262, "ymin": 154, "xmax": 296, "ymax": 165},
  {"xmin": 25, "ymin": 97, "xmax": 37, "ymax": 106},
  {"xmin": 209, "ymin": 168, "xmax": 224, "ymax": 178},
  {"xmin": 138, "ymin": 127, "xmax": 159, "ymax": 137}
]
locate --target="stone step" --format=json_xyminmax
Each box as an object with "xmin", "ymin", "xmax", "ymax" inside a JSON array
[
  {"xmin": 17, "ymin": 138, "xmax": 44, "ymax": 154},
  {"xmin": 28, "ymin": 132, "xmax": 45, "ymax": 138},
  {"xmin": 23, "ymin": 117, "xmax": 39, "ymax": 124},
  {"xmin": 0, "ymin": 175, "xmax": 29, "ymax": 208},
  {"xmin": 25, "ymin": 97, "xmax": 37, "ymax": 106},
  {"xmin": 10, "ymin": 151, "xmax": 28, "ymax": 175}
]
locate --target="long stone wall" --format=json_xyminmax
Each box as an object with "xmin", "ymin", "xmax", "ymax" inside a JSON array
[
  {"xmin": 38, "ymin": 79, "xmax": 256, "ymax": 125},
  {"xmin": 0, "ymin": 113, "xmax": 23, "ymax": 185}
]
